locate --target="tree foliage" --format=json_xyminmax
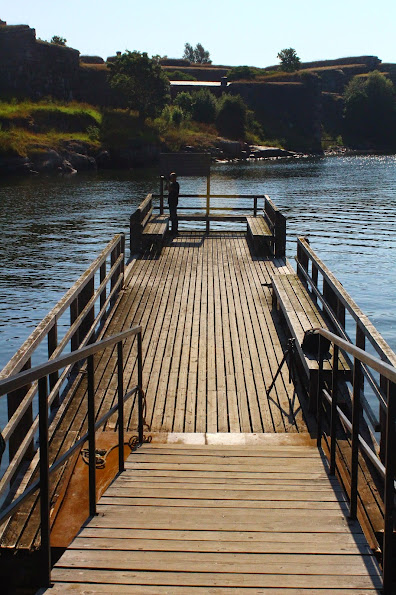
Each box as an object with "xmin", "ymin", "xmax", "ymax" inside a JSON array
[
  {"xmin": 50, "ymin": 35, "xmax": 67, "ymax": 46},
  {"xmin": 183, "ymin": 42, "xmax": 212, "ymax": 64},
  {"xmin": 108, "ymin": 51, "xmax": 170, "ymax": 120},
  {"xmin": 174, "ymin": 92, "xmax": 194, "ymax": 114},
  {"xmin": 343, "ymin": 71, "xmax": 396, "ymax": 149},
  {"xmin": 190, "ymin": 89, "xmax": 217, "ymax": 123},
  {"xmin": 227, "ymin": 66, "xmax": 257, "ymax": 81},
  {"xmin": 277, "ymin": 48, "xmax": 301, "ymax": 72},
  {"xmin": 216, "ymin": 95, "xmax": 247, "ymax": 140}
]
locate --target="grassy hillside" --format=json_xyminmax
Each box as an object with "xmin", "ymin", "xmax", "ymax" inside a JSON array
[{"xmin": 0, "ymin": 100, "xmax": 102, "ymax": 156}]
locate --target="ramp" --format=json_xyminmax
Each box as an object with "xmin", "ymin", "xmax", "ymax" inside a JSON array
[{"xmin": 47, "ymin": 434, "xmax": 381, "ymax": 593}]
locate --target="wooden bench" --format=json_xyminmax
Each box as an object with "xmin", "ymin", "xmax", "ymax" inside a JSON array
[
  {"xmin": 271, "ymin": 273, "xmax": 351, "ymax": 408},
  {"xmin": 246, "ymin": 196, "xmax": 286, "ymax": 257},
  {"xmin": 130, "ymin": 194, "xmax": 169, "ymax": 254},
  {"xmin": 246, "ymin": 215, "xmax": 273, "ymax": 255}
]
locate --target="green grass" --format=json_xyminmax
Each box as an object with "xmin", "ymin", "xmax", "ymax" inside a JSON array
[
  {"xmin": 0, "ymin": 99, "xmax": 101, "ymax": 123},
  {"xmin": 0, "ymin": 100, "xmax": 102, "ymax": 157}
]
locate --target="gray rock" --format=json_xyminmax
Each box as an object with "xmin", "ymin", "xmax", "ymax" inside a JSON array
[{"xmin": 65, "ymin": 152, "xmax": 97, "ymax": 171}]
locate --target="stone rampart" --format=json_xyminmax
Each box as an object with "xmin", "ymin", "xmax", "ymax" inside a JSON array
[
  {"xmin": 229, "ymin": 80, "xmax": 322, "ymax": 152},
  {"xmin": 0, "ymin": 24, "xmax": 80, "ymax": 100}
]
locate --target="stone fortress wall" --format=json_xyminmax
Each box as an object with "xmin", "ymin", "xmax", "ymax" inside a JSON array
[{"xmin": 0, "ymin": 20, "xmax": 393, "ymax": 152}]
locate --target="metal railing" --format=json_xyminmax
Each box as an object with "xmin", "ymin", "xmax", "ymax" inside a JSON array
[
  {"xmin": 0, "ymin": 326, "xmax": 143, "ymax": 587},
  {"xmin": 0, "ymin": 234, "xmax": 126, "ymax": 493},
  {"xmin": 296, "ymin": 236, "xmax": 396, "ymax": 453},
  {"xmin": 314, "ymin": 327, "xmax": 396, "ymax": 594}
]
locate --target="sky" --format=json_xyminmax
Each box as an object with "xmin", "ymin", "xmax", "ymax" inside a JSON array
[{"xmin": 2, "ymin": 0, "xmax": 396, "ymax": 67}]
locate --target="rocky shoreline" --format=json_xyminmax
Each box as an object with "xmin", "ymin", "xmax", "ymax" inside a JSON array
[{"xmin": 0, "ymin": 139, "xmax": 298, "ymax": 177}]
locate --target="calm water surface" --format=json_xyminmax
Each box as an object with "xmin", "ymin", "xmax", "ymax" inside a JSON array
[{"xmin": 0, "ymin": 154, "xmax": 395, "ymax": 377}]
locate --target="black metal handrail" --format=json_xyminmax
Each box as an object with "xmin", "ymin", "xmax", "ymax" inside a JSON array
[
  {"xmin": 313, "ymin": 327, "xmax": 396, "ymax": 594},
  {"xmin": 0, "ymin": 325, "xmax": 143, "ymax": 587}
]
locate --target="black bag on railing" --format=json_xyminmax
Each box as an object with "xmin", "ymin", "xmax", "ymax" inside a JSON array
[{"xmin": 301, "ymin": 329, "xmax": 331, "ymax": 357}]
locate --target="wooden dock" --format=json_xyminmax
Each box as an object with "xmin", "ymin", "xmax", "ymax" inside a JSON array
[
  {"xmin": 1, "ymin": 191, "xmax": 396, "ymax": 592},
  {"xmin": 107, "ymin": 231, "xmax": 305, "ymax": 434},
  {"xmin": 47, "ymin": 436, "xmax": 382, "ymax": 593}
]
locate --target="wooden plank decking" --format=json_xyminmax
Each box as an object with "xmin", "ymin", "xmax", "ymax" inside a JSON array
[
  {"xmin": 47, "ymin": 436, "xmax": 382, "ymax": 593},
  {"xmin": 110, "ymin": 231, "xmax": 307, "ymax": 435}
]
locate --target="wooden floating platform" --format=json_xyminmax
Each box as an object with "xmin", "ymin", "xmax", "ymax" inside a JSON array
[
  {"xmin": 1, "ymin": 217, "xmax": 392, "ymax": 593},
  {"xmin": 46, "ymin": 436, "xmax": 382, "ymax": 593}
]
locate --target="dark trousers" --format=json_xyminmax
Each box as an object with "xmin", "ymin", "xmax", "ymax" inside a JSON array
[{"xmin": 168, "ymin": 200, "xmax": 178, "ymax": 232}]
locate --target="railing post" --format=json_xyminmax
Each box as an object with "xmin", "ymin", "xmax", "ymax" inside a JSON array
[
  {"xmin": 311, "ymin": 263, "xmax": 319, "ymax": 304},
  {"xmin": 382, "ymin": 379, "xmax": 396, "ymax": 594},
  {"xmin": 160, "ymin": 176, "xmax": 164, "ymax": 215},
  {"xmin": 330, "ymin": 344, "xmax": 339, "ymax": 475},
  {"xmin": 38, "ymin": 376, "xmax": 51, "ymax": 588},
  {"xmin": 70, "ymin": 298, "xmax": 79, "ymax": 351},
  {"xmin": 87, "ymin": 354, "xmax": 96, "ymax": 517},
  {"xmin": 316, "ymin": 336, "xmax": 324, "ymax": 448},
  {"xmin": 79, "ymin": 278, "xmax": 95, "ymax": 345},
  {"xmin": 296, "ymin": 239, "xmax": 309, "ymax": 283},
  {"xmin": 253, "ymin": 196, "xmax": 257, "ymax": 217},
  {"xmin": 274, "ymin": 210, "xmax": 286, "ymax": 258},
  {"xmin": 137, "ymin": 331, "xmax": 143, "ymax": 443},
  {"xmin": 206, "ymin": 176, "xmax": 210, "ymax": 233},
  {"xmin": 120, "ymin": 233, "xmax": 125, "ymax": 284},
  {"xmin": 100, "ymin": 261, "xmax": 106, "ymax": 312},
  {"xmin": 7, "ymin": 358, "xmax": 34, "ymax": 464},
  {"xmin": 117, "ymin": 341, "xmax": 125, "ymax": 473},
  {"xmin": 323, "ymin": 279, "xmax": 338, "ymax": 318},
  {"xmin": 48, "ymin": 322, "xmax": 59, "ymax": 410},
  {"xmin": 350, "ymin": 357, "xmax": 362, "ymax": 519}
]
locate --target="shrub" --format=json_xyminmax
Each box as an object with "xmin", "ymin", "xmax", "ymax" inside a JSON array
[
  {"xmin": 227, "ymin": 66, "xmax": 257, "ymax": 81},
  {"xmin": 174, "ymin": 92, "xmax": 193, "ymax": 114},
  {"xmin": 191, "ymin": 89, "xmax": 217, "ymax": 123},
  {"xmin": 216, "ymin": 94, "xmax": 247, "ymax": 140},
  {"xmin": 171, "ymin": 106, "xmax": 184, "ymax": 127},
  {"xmin": 165, "ymin": 70, "xmax": 197, "ymax": 81},
  {"xmin": 343, "ymin": 71, "xmax": 396, "ymax": 148}
]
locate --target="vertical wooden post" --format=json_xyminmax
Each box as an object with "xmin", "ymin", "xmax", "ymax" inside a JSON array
[
  {"xmin": 7, "ymin": 358, "xmax": 34, "ymax": 463},
  {"xmin": 48, "ymin": 322, "xmax": 59, "ymax": 410},
  {"xmin": 297, "ymin": 239, "xmax": 309, "ymax": 283},
  {"xmin": 253, "ymin": 197, "xmax": 257, "ymax": 217}
]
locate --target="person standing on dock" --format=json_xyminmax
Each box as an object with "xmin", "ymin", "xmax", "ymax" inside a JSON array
[{"xmin": 167, "ymin": 172, "xmax": 180, "ymax": 235}]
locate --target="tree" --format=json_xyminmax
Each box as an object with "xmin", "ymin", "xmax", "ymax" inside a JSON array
[
  {"xmin": 191, "ymin": 89, "xmax": 217, "ymax": 123},
  {"xmin": 277, "ymin": 48, "xmax": 301, "ymax": 72},
  {"xmin": 108, "ymin": 50, "xmax": 170, "ymax": 120},
  {"xmin": 216, "ymin": 95, "xmax": 247, "ymax": 140},
  {"xmin": 343, "ymin": 71, "xmax": 396, "ymax": 149},
  {"xmin": 183, "ymin": 42, "xmax": 211, "ymax": 64},
  {"xmin": 50, "ymin": 35, "xmax": 67, "ymax": 46}
]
